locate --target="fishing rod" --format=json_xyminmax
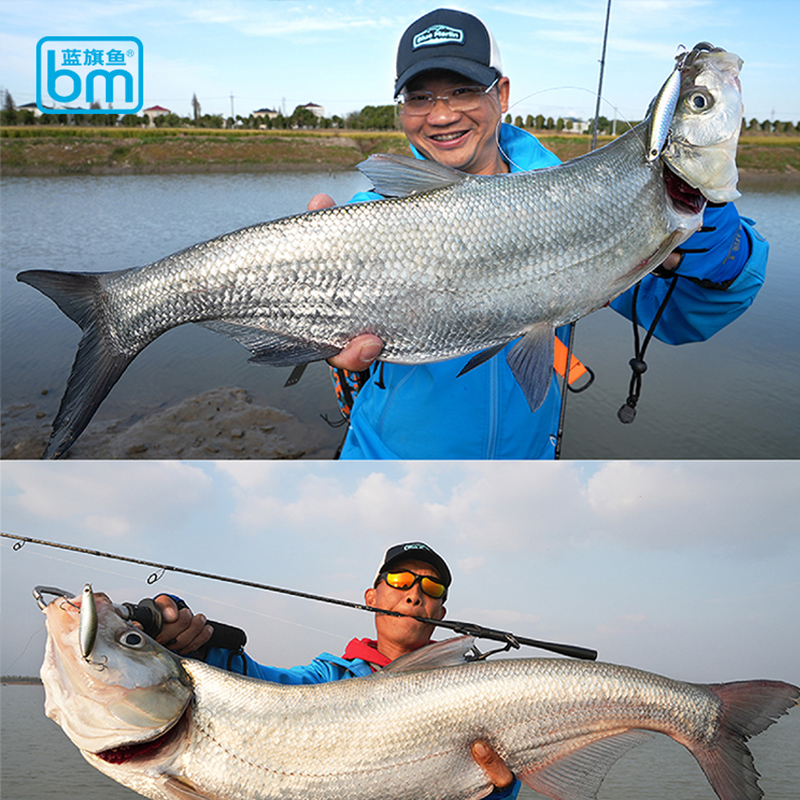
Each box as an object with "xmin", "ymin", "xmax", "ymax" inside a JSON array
[
  {"xmin": 2, "ymin": 531, "xmax": 597, "ymax": 661},
  {"xmin": 554, "ymin": 0, "xmax": 612, "ymax": 459}
]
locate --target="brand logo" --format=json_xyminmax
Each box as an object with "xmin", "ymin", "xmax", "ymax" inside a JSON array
[
  {"xmin": 36, "ymin": 37, "xmax": 143, "ymax": 114},
  {"xmin": 412, "ymin": 25, "xmax": 464, "ymax": 49},
  {"xmin": 403, "ymin": 543, "xmax": 429, "ymax": 551}
]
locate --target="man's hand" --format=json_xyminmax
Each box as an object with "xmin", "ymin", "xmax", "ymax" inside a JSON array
[
  {"xmin": 150, "ymin": 594, "xmax": 213, "ymax": 655},
  {"xmin": 328, "ymin": 334, "xmax": 384, "ymax": 371},
  {"xmin": 660, "ymin": 251, "xmax": 682, "ymax": 271},
  {"xmin": 307, "ymin": 193, "xmax": 336, "ymax": 211},
  {"xmin": 471, "ymin": 740, "xmax": 515, "ymax": 790}
]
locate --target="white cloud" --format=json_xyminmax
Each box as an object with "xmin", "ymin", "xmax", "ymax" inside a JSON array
[
  {"xmin": 2, "ymin": 461, "xmax": 214, "ymax": 533},
  {"xmin": 585, "ymin": 461, "xmax": 799, "ymax": 553},
  {"xmin": 458, "ymin": 556, "xmax": 486, "ymax": 575}
]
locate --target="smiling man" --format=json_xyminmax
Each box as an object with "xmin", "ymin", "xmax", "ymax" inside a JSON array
[
  {"xmin": 309, "ymin": 8, "xmax": 767, "ymax": 460},
  {"xmin": 152, "ymin": 541, "xmax": 519, "ymax": 797}
]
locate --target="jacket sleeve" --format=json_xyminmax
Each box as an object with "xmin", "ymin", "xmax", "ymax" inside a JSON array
[
  {"xmin": 610, "ymin": 204, "xmax": 768, "ymax": 344},
  {"xmin": 202, "ymin": 647, "xmax": 355, "ymax": 683},
  {"xmin": 486, "ymin": 778, "xmax": 521, "ymax": 800}
]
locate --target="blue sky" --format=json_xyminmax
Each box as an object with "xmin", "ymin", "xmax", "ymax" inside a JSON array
[
  {"xmin": 2, "ymin": 460, "xmax": 798, "ymax": 686},
  {"xmin": 1, "ymin": 0, "xmax": 798, "ymax": 124}
]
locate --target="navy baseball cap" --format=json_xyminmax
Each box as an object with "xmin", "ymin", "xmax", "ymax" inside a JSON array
[
  {"xmin": 395, "ymin": 8, "xmax": 503, "ymax": 96},
  {"xmin": 374, "ymin": 542, "xmax": 452, "ymax": 587}
]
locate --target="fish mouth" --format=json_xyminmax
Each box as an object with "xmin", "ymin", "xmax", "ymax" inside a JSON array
[
  {"xmin": 94, "ymin": 706, "xmax": 188, "ymax": 765},
  {"xmin": 664, "ymin": 164, "xmax": 706, "ymax": 215}
]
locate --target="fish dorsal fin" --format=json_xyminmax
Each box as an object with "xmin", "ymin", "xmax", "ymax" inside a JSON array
[
  {"xmin": 519, "ymin": 730, "xmax": 651, "ymax": 800},
  {"xmin": 357, "ymin": 153, "xmax": 468, "ymax": 197},
  {"xmin": 381, "ymin": 636, "xmax": 476, "ymax": 673}
]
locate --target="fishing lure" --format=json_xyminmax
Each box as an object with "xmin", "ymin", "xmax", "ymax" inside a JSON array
[
  {"xmin": 79, "ymin": 583, "xmax": 98, "ymax": 660},
  {"xmin": 647, "ymin": 43, "xmax": 718, "ymax": 163}
]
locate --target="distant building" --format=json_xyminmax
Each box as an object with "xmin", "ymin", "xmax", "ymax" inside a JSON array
[
  {"xmin": 253, "ymin": 107, "xmax": 280, "ymax": 120},
  {"xmin": 143, "ymin": 105, "xmax": 171, "ymax": 126},
  {"xmin": 19, "ymin": 102, "xmax": 45, "ymax": 118},
  {"xmin": 300, "ymin": 102, "xmax": 325, "ymax": 119},
  {"xmin": 565, "ymin": 117, "xmax": 591, "ymax": 134}
]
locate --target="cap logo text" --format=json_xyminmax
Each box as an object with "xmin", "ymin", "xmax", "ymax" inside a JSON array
[{"xmin": 412, "ymin": 25, "xmax": 464, "ymax": 49}]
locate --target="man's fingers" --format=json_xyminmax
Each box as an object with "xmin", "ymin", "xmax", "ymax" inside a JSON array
[
  {"xmin": 471, "ymin": 741, "xmax": 515, "ymax": 789},
  {"xmin": 327, "ymin": 335, "xmax": 383, "ymax": 371},
  {"xmin": 308, "ymin": 193, "xmax": 335, "ymax": 211}
]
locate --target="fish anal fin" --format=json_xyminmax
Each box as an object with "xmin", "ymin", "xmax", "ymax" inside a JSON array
[
  {"xmin": 506, "ymin": 325, "xmax": 556, "ymax": 412},
  {"xmin": 161, "ymin": 775, "xmax": 219, "ymax": 800},
  {"xmin": 356, "ymin": 153, "xmax": 468, "ymax": 197},
  {"xmin": 381, "ymin": 636, "xmax": 476, "ymax": 673},
  {"xmin": 199, "ymin": 320, "xmax": 340, "ymax": 366},
  {"xmin": 518, "ymin": 730, "xmax": 651, "ymax": 800}
]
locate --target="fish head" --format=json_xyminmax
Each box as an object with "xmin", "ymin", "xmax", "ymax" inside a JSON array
[
  {"xmin": 662, "ymin": 45, "xmax": 744, "ymax": 202},
  {"xmin": 39, "ymin": 588, "xmax": 192, "ymax": 756}
]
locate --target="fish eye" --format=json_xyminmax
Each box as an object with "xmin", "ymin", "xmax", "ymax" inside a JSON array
[
  {"xmin": 687, "ymin": 91, "xmax": 711, "ymax": 111},
  {"xmin": 118, "ymin": 630, "xmax": 147, "ymax": 648}
]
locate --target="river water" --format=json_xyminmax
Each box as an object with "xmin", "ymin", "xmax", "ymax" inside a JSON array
[
  {"xmin": 1, "ymin": 172, "xmax": 798, "ymax": 459},
  {"xmin": 2, "ymin": 684, "xmax": 799, "ymax": 800}
]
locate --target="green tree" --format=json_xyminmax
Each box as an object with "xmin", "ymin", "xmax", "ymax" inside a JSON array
[
  {"xmin": 504, "ymin": 113, "xmax": 512, "ymax": 124},
  {"xmin": 1, "ymin": 90, "xmax": 17, "ymax": 125},
  {"xmin": 525, "ymin": 114, "xmax": 534, "ymax": 129},
  {"xmin": 513, "ymin": 115, "xmax": 524, "ymax": 128},
  {"xmin": 535, "ymin": 114, "xmax": 545, "ymax": 130},
  {"xmin": 290, "ymin": 106, "xmax": 318, "ymax": 128},
  {"xmin": 358, "ymin": 105, "xmax": 397, "ymax": 130}
]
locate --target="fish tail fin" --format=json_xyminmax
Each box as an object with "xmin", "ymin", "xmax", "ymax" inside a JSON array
[
  {"xmin": 692, "ymin": 680, "xmax": 800, "ymax": 800},
  {"xmin": 17, "ymin": 270, "xmax": 137, "ymax": 459}
]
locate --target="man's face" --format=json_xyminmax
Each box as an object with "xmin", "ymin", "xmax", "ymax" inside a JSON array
[
  {"xmin": 364, "ymin": 558, "xmax": 447, "ymax": 652},
  {"xmin": 399, "ymin": 69, "xmax": 510, "ymax": 175}
]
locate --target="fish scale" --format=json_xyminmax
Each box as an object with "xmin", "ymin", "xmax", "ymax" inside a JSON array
[{"xmin": 18, "ymin": 47, "xmax": 745, "ymax": 457}]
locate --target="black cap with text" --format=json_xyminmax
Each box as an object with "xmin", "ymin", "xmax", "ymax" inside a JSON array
[{"xmin": 394, "ymin": 8, "xmax": 503, "ymax": 96}]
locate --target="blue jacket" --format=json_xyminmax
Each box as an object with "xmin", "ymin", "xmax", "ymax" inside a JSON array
[
  {"xmin": 205, "ymin": 646, "xmax": 375, "ymax": 682},
  {"xmin": 337, "ymin": 124, "xmax": 768, "ymax": 459}
]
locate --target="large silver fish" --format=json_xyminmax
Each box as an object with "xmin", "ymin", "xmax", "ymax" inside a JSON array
[
  {"xmin": 18, "ymin": 45, "xmax": 745, "ymax": 458},
  {"xmin": 40, "ymin": 588, "xmax": 798, "ymax": 800}
]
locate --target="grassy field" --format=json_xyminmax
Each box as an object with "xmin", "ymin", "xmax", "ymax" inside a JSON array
[{"xmin": 1, "ymin": 126, "xmax": 798, "ymax": 176}]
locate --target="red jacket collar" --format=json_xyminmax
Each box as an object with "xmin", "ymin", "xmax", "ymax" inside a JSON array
[{"xmin": 342, "ymin": 637, "xmax": 392, "ymax": 669}]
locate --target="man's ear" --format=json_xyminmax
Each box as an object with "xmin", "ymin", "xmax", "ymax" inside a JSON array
[
  {"xmin": 498, "ymin": 76, "xmax": 510, "ymax": 114},
  {"xmin": 365, "ymin": 586, "xmax": 377, "ymax": 606}
]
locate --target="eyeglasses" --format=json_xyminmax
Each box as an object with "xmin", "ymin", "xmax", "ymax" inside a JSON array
[
  {"xmin": 395, "ymin": 78, "xmax": 499, "ymax": 117},
  {"xmin": 379, "ymin": 571, "xmax": 447, "ymax": 599}
]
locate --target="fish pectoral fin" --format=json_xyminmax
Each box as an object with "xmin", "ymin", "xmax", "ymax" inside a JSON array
[
  {"xmin": 161, "ymin": 775, "xmax": 220, "ymax": 800},
  {"xmin": 457, "ymin": 343, "xmax": 511, "ymax": 377},
  {"xmin": 518, "ymin": 730, "xmax": 651, "ymax": 800},
  {"xmin": 506, "ymin": 325, "xmax": 556, "ymax": 412},
  {"xmin": 356, "ymin": 153, "xmax": 468, "ymax": 197},
  {"xmin": 199, "ymin": 320, "xmax": 340, "ymax": 366},
  {"xmin": 381, "ymin": 636, "xmax": 476, "ymax": 673}
]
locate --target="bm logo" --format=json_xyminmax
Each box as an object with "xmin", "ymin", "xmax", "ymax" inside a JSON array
[{"xmin": 37, "ymin": 37, "xmax": 143, "ymax": 114}]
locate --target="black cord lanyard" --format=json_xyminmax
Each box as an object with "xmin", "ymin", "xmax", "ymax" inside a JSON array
[{"xmin": 617, "ymin": 274, "xmax": 679, "ymax": 423}]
